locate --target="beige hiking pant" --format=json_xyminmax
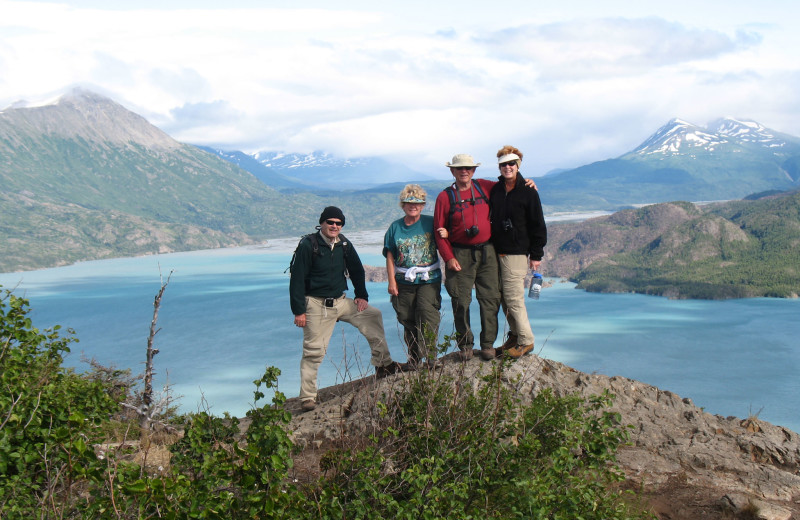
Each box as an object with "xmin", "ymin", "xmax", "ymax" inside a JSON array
[
  {"xmin": 299, "ymin": 295, "xmax": 392, "ymax": 401},
  {"xmin": 498, "ymin": 254, "xmax": 535, "ymax": 346}
]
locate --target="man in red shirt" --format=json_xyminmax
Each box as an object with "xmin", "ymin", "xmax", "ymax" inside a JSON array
[{"xmin": 433, "ymin": 154, "xmax": 501, "ymax": 361}]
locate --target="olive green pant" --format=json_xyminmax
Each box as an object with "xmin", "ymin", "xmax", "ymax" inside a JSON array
[
  {"xmin": 443, "ymin": 243, "xmax": 501, "ymax": 350},
  {"xmin": 391, "ymin": 279, "xmax": 442, "ymax": 363}
]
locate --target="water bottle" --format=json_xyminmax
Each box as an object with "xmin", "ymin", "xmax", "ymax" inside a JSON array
[{"xmin": 528, "ymin": 272, "xmax": 543, "ymax": 299}]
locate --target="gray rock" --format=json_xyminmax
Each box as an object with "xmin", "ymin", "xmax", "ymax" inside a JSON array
[{"xmin": 286, "ymin": 353, "xmax": 800, "ymax": 517}]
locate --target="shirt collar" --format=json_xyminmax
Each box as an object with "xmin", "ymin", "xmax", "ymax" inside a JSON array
[{"xmin": 318, "ymin": 231, "xmax": 339, "ymax": 248}]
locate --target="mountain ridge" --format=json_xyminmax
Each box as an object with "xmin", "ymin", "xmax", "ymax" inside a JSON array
[
  {"xmin": 533, "ymin": 116, "xmax": 800, "ymax": 210},
  {"xmin": 0, "ymin": 89, "xmax": 332, "ymax": 271},
  {"xmin": 3, "ymin": 88, "xmax": 800, "ymax": 278}
]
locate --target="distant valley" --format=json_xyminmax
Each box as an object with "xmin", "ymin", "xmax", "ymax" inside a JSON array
[{"xmin": 2, "ymin": 88, "xmax": 800, "ymax": 299}]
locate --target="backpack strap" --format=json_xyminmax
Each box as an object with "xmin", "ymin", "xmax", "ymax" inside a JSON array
[
  {"xmin": 286, "ymin": 233, "xmax": 320, "ymax": 274},
  {"xmin": 445, "ymin": 182, "xmax": 490, "ymax": 230},
  {"xmin": 472, "ymin": 181, "xmax": 489, "ymax": 203}
]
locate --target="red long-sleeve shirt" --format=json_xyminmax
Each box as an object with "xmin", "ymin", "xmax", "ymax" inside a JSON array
[{"xmin": 433, "ymin": 179, "xmax": 497, "ymax": 263}]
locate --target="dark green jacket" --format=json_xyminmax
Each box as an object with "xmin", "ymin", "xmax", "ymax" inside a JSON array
[{"xmin": 289, "ymin": 232, "xmax": 368, "ymax": 315}]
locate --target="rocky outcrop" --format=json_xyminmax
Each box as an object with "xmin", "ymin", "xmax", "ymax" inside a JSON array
[{"xmin": 284, "ymin": 353, "xmax": 800, "ymax": 519}]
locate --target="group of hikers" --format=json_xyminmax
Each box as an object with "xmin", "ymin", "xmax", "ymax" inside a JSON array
[{"xmin": 289, "ymin": 145, "xmax": 547, "ymax": 412}]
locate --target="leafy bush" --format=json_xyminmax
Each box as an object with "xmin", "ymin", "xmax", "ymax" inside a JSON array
[
  {"xmin": 308, "ymin": 361, "xmax": 651, "ymax": 519},
  {"xmin": 84, "ymin": 368, "xmax": 301, "ymax": 519},
  {"xmin": 0, "ymin": 288, "xmax": 119, "ymax": 517}
]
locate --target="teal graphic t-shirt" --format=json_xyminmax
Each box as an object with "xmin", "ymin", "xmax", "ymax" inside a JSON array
[{"xmin": 383, "ymin": 215, "xmax": 441, "ymax": 285}]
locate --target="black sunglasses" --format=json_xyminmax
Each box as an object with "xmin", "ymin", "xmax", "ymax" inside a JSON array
[
  {"xmin": 325, "ymin": 220, "xmax": 343, "ymax": 226},
  {"xmin": 499, "ymin": 161, "xmax": 517, "ymax": 168},
  {"xmin": 453, "ymin": 166, "xmax": 474, "ymax": 171}
]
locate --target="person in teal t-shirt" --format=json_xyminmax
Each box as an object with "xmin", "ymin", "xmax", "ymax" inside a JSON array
[{"xmin": 383, "ymin": 185, "xmax": 443, "ymax": 367}]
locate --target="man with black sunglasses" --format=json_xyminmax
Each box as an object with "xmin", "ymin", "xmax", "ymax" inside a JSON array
[{"xmin": 289, "ymin": 206, "xmax": 409, "ymax": 412}]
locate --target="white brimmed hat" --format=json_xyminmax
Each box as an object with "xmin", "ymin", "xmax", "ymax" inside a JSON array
[{"xmin": 446, "ymin": 154, "xmax": 481, "ymax": 168}]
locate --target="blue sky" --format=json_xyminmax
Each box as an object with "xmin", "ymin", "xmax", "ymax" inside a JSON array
[{"xmin": 2, "ymin": 0, "xmax": 799, "ymax": 176}]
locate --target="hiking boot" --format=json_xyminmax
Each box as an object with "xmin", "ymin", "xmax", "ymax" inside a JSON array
[
  {"xmin": 499, "ymin": 333, "xmax": 518, "ymax": 353},
  {"xmin": 458, "ymin": 348, "xmax": 474, "ymax": 361},
  {"xmin": 376, "ymin": 361, "xmax": 413, "ymax": 379},
  {"xmin": 506, "ymin": 343, "xmax": 534, "ymax": 359},
  {"xmin": 479, "ymin": 347, "xmax": 496, "ymax": 361},
  {"xmin": 301, "ymin": 399, "xmax": 317, "ymax": 412}
]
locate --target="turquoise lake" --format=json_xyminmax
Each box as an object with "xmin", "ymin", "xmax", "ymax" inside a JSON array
[{"xmin": 2, "ymin": 233, "xmax": 798, "ymax": 432}]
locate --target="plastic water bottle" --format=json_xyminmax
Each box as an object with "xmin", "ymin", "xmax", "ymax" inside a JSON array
[{"xmin": 528, "ymin": 272, "xmax": 543, "ymax": 299}]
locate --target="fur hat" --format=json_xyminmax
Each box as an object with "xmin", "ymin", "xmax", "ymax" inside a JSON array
[
  {"xmin": 446, "ymin": 154, "xmax": 481, "ymax": 168},
  {"xmin": 319, "ymin": 206, "xmax": 346, "ymax": 226}
]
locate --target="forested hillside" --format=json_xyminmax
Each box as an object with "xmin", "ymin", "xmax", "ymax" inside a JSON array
[{"xmin": 544, "ymin": 191, "xmax": 800, "ymax": 299}]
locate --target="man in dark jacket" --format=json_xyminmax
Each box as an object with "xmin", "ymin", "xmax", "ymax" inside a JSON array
[
  {"xmin": 489, "ymin": 146, "xmax": 547, "ymax": 358},
  {"xmin": 290, "ymin": 206, "xmax": 406, "ymax": 412}
]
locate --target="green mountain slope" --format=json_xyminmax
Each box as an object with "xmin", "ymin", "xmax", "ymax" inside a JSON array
[
  {"xmin": 545, "ymin": 192, "xmax": 800, "ymax": 299},
  {"xmin": 0, "ymin": 90, "xmax": 401, "ymax": 272}
]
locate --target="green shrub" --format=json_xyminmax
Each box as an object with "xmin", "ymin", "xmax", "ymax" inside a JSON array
[
  {"xmin": 86, "ymin": 367, "xmax": 302, "ymax": 519},
  {"xmin": 0, "ymin": 288, "xmax": 119, "ymax": 517},
  {"xmin": 308, "ymin": 360, "xmax": 651, "ymax": 519}
]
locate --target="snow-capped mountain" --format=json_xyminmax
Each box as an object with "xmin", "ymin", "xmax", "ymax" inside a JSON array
[
  {"xmin": 206, "ymin": 149, "xmax": 434, "ymax": 191},
  {"xmin": 708, "ymin": 117, "xmax": 792, "ymax": 148},
  {"xmin": 633, "ymin": 118, "xmax": 728, "ymax": 155},
  {"xmin": 534, "ymin": 116, "xmax": 800, "ymax": 207},
  {"xmin": 253, "ymin": 151, "xmax": 372, "ymax": 170},
  {"xmin": 632, "ymin": 117, "xmax": 800, "ymax": 157}
]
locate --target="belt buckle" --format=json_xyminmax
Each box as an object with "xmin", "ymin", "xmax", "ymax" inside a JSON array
[{"xmin": 324, "ymin": 298, "xmax": 335, "ymax": 307}]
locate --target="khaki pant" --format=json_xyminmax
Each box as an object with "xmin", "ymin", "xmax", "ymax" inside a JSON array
[
  {"xmin": 300, "ymin": 295, "xmax": 392, "ymax": 401},
  {"xmin": 443, "ymin": 243, "xmax": 501, "ymax": 350},
  {"xmin": 498, "ymin": 254, "xmax": 534, "ymax": 346}
]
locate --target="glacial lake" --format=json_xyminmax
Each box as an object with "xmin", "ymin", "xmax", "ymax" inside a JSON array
[{"xmin": 2, "ymin": 231, "xmax": 798, "ymax": 433}]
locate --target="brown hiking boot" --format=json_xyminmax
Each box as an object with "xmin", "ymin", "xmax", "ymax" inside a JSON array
[
  {"xmin": 301, "ymin": 399, "xmax": 317, "ymax": 412},
  {"xmin": 495, "ymin": 333, "xmax": 517, "ymax": 358},
  {"xmin": 503, "ymin": 333, "xmax": 518, "ymax": 349},
  {"xmin": 479, "ymin": 347, "xmax": 496, "ymax": 361},
  {"xmin": 506, "ymin": 343, "xmax": 534, "ymax": 359},
  {"xmin": 458, "ymin": 348, "xmax": 474, "ymax": 361}
]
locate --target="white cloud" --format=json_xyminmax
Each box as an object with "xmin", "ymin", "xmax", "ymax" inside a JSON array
[{"xmin": 1, "ymin": 0, "xmax": 799, "ymax": 176}]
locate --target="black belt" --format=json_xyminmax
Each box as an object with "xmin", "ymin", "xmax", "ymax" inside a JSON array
[
  {"xmin": 317, "ymin": 294, "xmax": 345, "ymax": 307},
  {"xmin": 451, "ymin": 241, "xmax": 489, "ymax": 250},
  {"xmin": 451, "ymin": 241, "xmax": 490, "ymax": 263}
]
